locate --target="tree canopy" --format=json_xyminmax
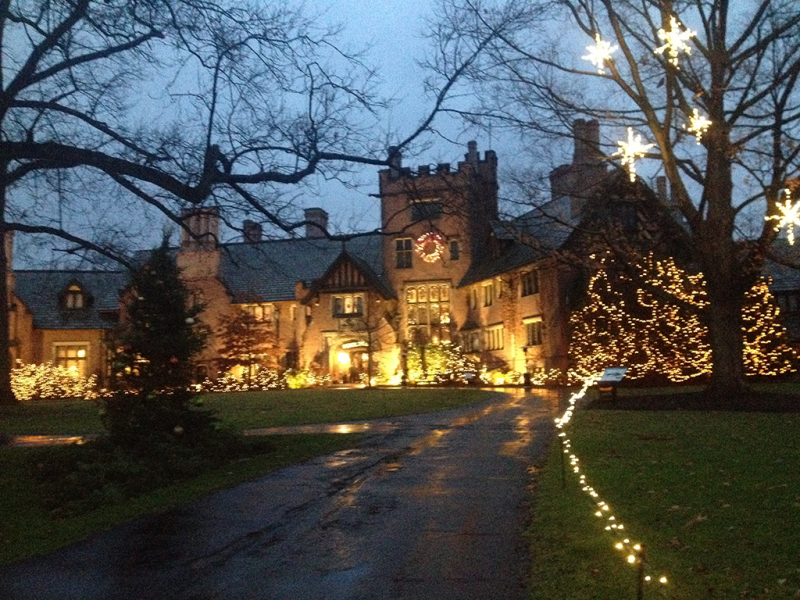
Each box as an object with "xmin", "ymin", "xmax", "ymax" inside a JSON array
[{"xmin": 430, "ymin": 0, "xmax": 800, "ymax": 396}]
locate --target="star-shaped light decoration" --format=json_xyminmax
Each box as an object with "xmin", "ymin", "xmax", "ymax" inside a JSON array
[
  {"xmin": 685, "ymin": 108, "xmax": 711, "ymax": 143},
  {"xmin": 654, "ymin": 16, "xmax": 696, "ymax": 67},
  {"xmin": 766, "ymin": 188, "xmax": 800, "ymax": 245},
  {"xmin": 614, "ymin": 128, "xmax": 655, "ymax": 182},
  {"xmin": 582, "ymin": 33, "xmax": 618, "ymax": 74}
]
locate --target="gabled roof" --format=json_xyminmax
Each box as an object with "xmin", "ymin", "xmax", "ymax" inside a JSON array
[
  {"xmin": 13, "ymin": 270, "xmax": 128, "ymax": 330},
  {"xmin": 216, "ymin": 234, "xmax": 391, "ymax": 303},
  {"xmin": 300, "ymin": 249, "xmax": 396, "ymax": 303}
]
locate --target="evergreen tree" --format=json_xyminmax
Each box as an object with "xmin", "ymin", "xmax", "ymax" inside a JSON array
[
  {"xmin": 116, "ymin": 237, "xmax": 207, "ymax": 392},
  {"xmin": 569, "ymin": 255, "xmax": 794, "ymax": 382}
]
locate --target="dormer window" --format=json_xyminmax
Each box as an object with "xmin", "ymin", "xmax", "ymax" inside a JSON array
[{"xmin": 65, "ymin": 285, "xmax": 84, "ymax": 309}]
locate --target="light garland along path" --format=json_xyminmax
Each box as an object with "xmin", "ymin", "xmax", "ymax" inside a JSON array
[{"xmin": 554, "ymin": 378, "xmax": 669, "ymax": 594}]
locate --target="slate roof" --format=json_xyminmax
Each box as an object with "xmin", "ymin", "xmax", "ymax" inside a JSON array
[
  {"xmin": 216, "ymin": 234, "xmax": 391, "ymax": 303},
  {"xmin": 13, "ymin": 270, "xmax": 128, "ymax": 330},
  {"xmin": 763, "ymin": 241, "xmax": 800, "ymax": 292},
  {"xmin": 459, "ymin": 207, "xmax": 574, "ymax": 287}
]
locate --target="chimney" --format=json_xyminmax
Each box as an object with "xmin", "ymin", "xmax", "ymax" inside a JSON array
[
  {"xmin": 243, "ymin": 220, "xmax": 262, "ymax": 243},
  {"xmin": 656, "ymin": 176, "xmax": 669, "ymax": 204},
  {"xmin": 387, "ymin": 146, "xmax": 402, "ymax": 179},
  {"xmin": 304, "ymin": 208, "xmax": 328, "ymax": 239},
  {"xmin": 181, "ymin": 207, "xmax": 219, "ymax": 250},
  {"xmin": 573, "ymin": 119, "xmax": 600, "ymax": 165},
  {"xmin": 466, "ymin": 140, "xmax": 478, "ymax": 166}
]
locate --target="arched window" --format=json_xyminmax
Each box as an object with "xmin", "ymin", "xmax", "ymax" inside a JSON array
[{"xmin": 65, "ymin": 285, "xmax": 84, "ymax": 309}]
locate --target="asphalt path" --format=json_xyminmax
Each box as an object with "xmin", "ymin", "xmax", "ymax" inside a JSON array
[{"xmin": 0, "ymin": 388, "xmax": 565, "ymax": 600}]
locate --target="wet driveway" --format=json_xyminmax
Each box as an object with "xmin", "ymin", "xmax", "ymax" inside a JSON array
[{"xmin": 0, "ymin": 389, "xmax": 564, "ymax": 600}]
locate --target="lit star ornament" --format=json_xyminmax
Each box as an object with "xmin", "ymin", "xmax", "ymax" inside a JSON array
[
  {"xmin": 766, "ymin": 188, "xmax": 800, "ymax": 245},
  {"xmin": 582, "ymin": 33, "xmax": 618, "ymax": 74},
  {"xmin": 685, "ymin": 108, "xmax": 711, "ymax": 143},
  {"xmin": 614, "ymin": 128, "xmax": 655, "ymax": 182},
  {"xmin": 654, "ymin": 16, "xmax": 696, "ymax": 67}
]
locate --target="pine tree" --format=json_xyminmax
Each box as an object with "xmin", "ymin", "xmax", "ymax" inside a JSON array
[
  {"xmin": 569, "ymin": 255, "xmax": 794, "ymax": 382},
  {"xmin": 116, "ymin": 237, "xmax": 207, "ymax": 392},
  {"xmin": 742, "ymin": 279, "xmax": 796, "ymax": 377}
]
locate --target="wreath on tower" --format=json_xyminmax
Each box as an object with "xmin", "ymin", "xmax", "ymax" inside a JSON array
[{"xmin": 415, "ymin": 231, "xmax": 445, "ymax": 263}]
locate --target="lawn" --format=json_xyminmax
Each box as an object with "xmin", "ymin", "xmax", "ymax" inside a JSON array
[
  {"xmin": 529, "ymin": 407, "xmax": 800, "ymax": 599},
  {"xmin": 0, "ymin": 387, "xmax": 495, "ymax": 435}
]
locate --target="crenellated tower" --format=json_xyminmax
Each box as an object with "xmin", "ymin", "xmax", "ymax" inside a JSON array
[{"xmin": 378, "ymin": 141, "xmax": 498, "ymax": 345}]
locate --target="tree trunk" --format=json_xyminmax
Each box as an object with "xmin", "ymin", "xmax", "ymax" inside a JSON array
[
  {"xmin": 705, "ymin": 281, "xmax": 748, "ymax": 398},
  {"xmin": 0, "ymin": 165, "xmax": 16, "ymax": 405}
]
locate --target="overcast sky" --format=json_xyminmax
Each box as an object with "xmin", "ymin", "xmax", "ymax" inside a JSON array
[{"xmin": 294, "ymin": 0, "xmax": 495, "ymax": 236}]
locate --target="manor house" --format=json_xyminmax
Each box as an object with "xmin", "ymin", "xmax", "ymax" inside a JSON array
[{"xmin": 17, "ymin": 120, "xmax": 765, "ymax": 384}]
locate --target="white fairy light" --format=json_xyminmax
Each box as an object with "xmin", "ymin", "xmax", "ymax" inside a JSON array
[
  {"xmin": 765, "ymin": 188, "xmax": 799, "ymax": 245},
  {"xmin": 582, "ymin": 33, "xmax": 618, "ymax": 74},
  {"xmin": 654, "ymin": 16, "xmax": 696, "ymax": 67},
  {"xmin": 555, "ymin": 375, "xmax": 670, "ymax": 587},
  {"xmin": 685, "ymin": 108, "xmax": 712, "ymax": 143},
  {"xmin": 614, "ymin": 128, "xmax": 655, "ymax": 182}
]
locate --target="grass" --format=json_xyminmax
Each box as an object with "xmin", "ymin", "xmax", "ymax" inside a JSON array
[
  {"xmin": 530, "ymin": 408, "xmax": 800, "ymax": 599},
  {"xmin": 0, "ymin": 434, "xmax": 362, "ymax": 565},
  {"xmin": 0, "ymin": 388, "xmax": 494, "ymax": 435}
]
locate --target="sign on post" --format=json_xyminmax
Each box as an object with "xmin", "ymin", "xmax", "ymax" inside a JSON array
[{"xmin": 598, "ymin": 367, "xmax": 627, "ymax": 402}]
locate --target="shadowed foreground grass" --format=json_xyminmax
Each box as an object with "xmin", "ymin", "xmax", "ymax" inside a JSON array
[
  {"xmin": 0, "ymin": 434, "xmax": 361, "ymax": 565},
  {"xmin": 530, "ymin": 409, "xmax": 800, "ymax": 599}
]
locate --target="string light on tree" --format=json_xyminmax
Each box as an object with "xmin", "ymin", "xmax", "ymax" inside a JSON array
[
  {"xmin": 685, "ymin": 108, "xmax": 712, "ymax": 143},
  {"xmin": 614, "ymin": 128, "xmax": 655, "ymax": 182},
  {"xmin": 654, "ymin": 15, "xmax": 696, "ymax": 67},
  {"xmin": 765, "ymin": 188, "xmax": 799, "ymax": 245},
  {"xmin": 582, "ymin": 33, "xmax": 618, "ymax": 74}
]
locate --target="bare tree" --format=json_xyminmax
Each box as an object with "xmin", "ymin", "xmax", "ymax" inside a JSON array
[
  {"xmin": 0, "ymin": 1, "xmax": 489, "ymax": 404},
  {"xmin": 430, "ymin": 0, "xmax": 800, "ymax": 397}
]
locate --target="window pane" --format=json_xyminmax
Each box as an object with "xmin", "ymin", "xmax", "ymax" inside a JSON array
[
  {"xmin": 417, "ymin": 286, "xmax": 427, "ymax": 302},
  {"xmin": 407, "ymin": 288, "xmax": 417, "ymax": 303},
  {"xmin": 440, "ymin": 285, "xmax": 450, "ymax": 301},
  {"xmin": 430, "ymin": 286, "xmax": 439, "ymax": 302}
]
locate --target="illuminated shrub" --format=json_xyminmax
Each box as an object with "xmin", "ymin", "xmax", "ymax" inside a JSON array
[{"xmin": 11, "ymin": 362, "xmax": 98, "ymax": 401}]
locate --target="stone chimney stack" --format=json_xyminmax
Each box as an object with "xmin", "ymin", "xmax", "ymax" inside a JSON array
[
  {"xmin": 656, "ymin": 176, "xmax": 669, "ymax": 204},
  {"xmin": 573, "ymin": 119, "xmax": 601, "ymax": 165},
  {"xmin": 243, "ymin": 220, "xmax": 262, "ymax": 243},
  {"xmin": 387, "ymin": 146, "xmax": 402, "ymax": 179},
  {"xmin": 304, "ymin": 208, "xmax": 328, "ymax": 239},
  {"xmin": 181, "ymin": 207, "xmax": 219, "ymax": 250}
]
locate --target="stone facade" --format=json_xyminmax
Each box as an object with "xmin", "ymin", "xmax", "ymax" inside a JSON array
[{"xmin": 7, "ymin": 125, "xmax": 616, "ymax": 384}]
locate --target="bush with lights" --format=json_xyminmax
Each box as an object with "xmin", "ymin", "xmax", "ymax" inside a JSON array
[
  {"xmin": 569, "ymin": 254, "xmax": 795, "ymax": 382},
  {"xmin": 11, "ymin": 361, "xmax": 99, "ymax": 401}
]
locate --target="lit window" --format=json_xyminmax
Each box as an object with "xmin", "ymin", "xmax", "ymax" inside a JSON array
[
  {"xmin": 521, "ymin": 270, "xmax": 540, "ymax": 297},
  {"xmin": 65, "ymin": 285, "xmax": 84, "ymax": 309},
  {"xmin": 54, "ymin": 344, "xmax": 89, "ymax": 377},
  {"xmin": 406, "ymin": 282, "xmax": 450, "ymax": 344},
  {"xmin": 483, "ymin": 283, "xmax": 494, "ymax": 307},
  {"xmin": 525, "ymin": 317, "xmax": 543, "ymax": 346},
  {"xmin": 483, "ymin": 325, "xmax": 504, "ymax": 350},
  {"xmin": 332, "ymin": 295, "xmax": 364, "ymax": 317},
  {"xmin": 396, "ymin": 238, "xmax": 413, "ymax": 269}
]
